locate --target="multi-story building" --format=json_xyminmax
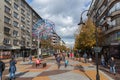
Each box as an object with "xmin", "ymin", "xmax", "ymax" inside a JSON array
[
  {"xmin": 88, "ymin": 0, "xmax": 120, "ymax": 58},
  {"xmin": 0, "ymin": 0, "xmax": 41, "ymax": 58},
  {"xmin": 51, "ymin": 32, "xmax": 61, "ymax": 46}
]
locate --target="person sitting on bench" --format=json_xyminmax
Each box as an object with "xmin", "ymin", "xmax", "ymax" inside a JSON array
[{"xmin": 35, "ymin": 58, "xmax": 41, "ymax": 68}]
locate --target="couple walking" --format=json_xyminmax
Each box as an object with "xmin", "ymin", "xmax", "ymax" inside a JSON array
[
  {"xmin": 0, "ymin": 57, "xmax": 17, "ymax": 80},
  {"xmin": 56, "ymin": 54, "xmax": 69, "ymax": 69}
]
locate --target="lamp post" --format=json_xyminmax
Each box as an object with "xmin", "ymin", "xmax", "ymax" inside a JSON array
[
  {"xmin": 37, "ymin": 31, "xmax": 41, "ymax": 58},
  {"xmin": 78, "ymin": 10, "xmax": 100, "ymax": 80}
]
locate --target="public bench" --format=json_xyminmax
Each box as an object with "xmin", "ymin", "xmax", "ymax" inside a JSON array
[{"xmin": 32, "ymin": 59, "xmax": 47, "ymax": 68}]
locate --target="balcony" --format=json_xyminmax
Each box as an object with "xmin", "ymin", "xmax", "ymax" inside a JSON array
[
  {"xmin": 5, "ymin": 0, "xmax": 12, "ymax": 5},
  {"xmin": 104, "ymin": 25, "xmax": 120, "ymax": 35},
  {"xmin": 97, "ymin": 0, "xmax": 105, "ymax": 10},
  {"xmin": 98, "ymin": 0, "xmax": 115, "ymax": 20},
  {"xmin": 4, "ymin": 32, "xmax": 11, "ymax": 36},
  {"xmin": 110, "ymin": 10, "xmax": 120, "ymax": 17}
]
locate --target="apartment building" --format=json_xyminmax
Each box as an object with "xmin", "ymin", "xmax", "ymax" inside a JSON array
[
  {"xmin": 51, "ymin": 32, "xmax": 61, "ymax": 46},
  {"xmin": 88, "ymin": 0, "xmax": 120, "ymax": 58},
  {"xmin": 0, "ymin": 0, "xmax": 41, "ymax": 58}
]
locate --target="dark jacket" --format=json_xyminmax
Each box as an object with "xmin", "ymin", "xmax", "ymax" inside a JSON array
[
  {"xmin": 0, "ymin": 61, "xmax": 5, "ymax": 72},
  {"xmin": 9, "ymin": 60, "xmax": 17, "ymax": 73},
  {"xmin": 109, "ymin": 59, "xmax": 115, "ymax": 67}
]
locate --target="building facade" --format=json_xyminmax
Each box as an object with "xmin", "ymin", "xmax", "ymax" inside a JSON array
[
  {"xmin": 88, "ymin": 0, "xmax": 120, "ymax": 58},
  {"xmin": 0, "ymin": 0, "xmax": 41, "ymax": 58}
]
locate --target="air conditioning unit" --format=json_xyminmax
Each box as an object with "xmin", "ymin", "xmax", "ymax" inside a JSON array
[
  {"xmin": 17, "ymin": 42, "xmax": 19, "ymax": 45},
  {"xmin": 17, "ymin": 16, "xmax": 19, "ymax": 19},
  {"xmin": 9, "ymin": 21, "xmax": 11, "ymax": 24},
  {"xmin": 9, "ymin": 10, "xmax": 12, "ymax": 14},
  {"xmin": 17, "ymin": 7, "xmax": 19, "ymax": 10},
  {"xmin": 9, "ymin": 1, "xmax": 11, "ymax": 4},
  {"xmin": 8, "ymin": 40, "xmax": 11, "ymax": 44},
  {"xmin": 17, "ymin": 24, "xmax": 19, "ymax": 27}
]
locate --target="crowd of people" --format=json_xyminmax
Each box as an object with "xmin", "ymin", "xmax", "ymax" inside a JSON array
[
  {"xmin": 54, "ymin": 52, "xmax": 69, "ymax": 69},
  {"xmin": 0, "ymin": 51, "xmax": 117, "ymax": 80}
]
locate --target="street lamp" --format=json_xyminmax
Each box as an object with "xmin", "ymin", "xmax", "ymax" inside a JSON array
[
  {"xmin": 37, "ymin": 31, "xmax": 41, "ymax": 58},
  {"xmin": 78, "ymin": 10, "xmax": 100, "ymax": 80}
]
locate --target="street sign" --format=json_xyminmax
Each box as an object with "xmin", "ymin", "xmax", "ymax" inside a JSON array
[{"xmin": 94, "ymin": 47, "xmax": 102, "ymax": 53}]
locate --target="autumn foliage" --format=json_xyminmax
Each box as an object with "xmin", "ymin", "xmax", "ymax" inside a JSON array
[{"xmin": 74, "ymin": 18, "xmax": 96, "ymax": 50}]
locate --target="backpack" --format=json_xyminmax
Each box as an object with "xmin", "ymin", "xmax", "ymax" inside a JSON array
[{"xmin": 0, "ymin": 61, "xmax": 5, "ymax": 72}]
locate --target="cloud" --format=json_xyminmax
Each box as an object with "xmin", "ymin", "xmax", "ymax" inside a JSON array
[{"xmin": 28, "ymin": 0, "xmax": 91, "ymax": 47}]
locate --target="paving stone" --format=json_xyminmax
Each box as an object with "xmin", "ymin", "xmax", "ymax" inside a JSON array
[
  {"xmin": 49, "ymin": 72, "xmax": 90, "ymax": 80},
  {"xmin": 20, "ymin": 72, "xmax": 41, "ymax": 78}
]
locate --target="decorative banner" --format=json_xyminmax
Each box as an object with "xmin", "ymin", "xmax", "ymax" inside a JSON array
[{"xmin": 32, "ymin": 19, "xmax": 55, "ymax": 40}]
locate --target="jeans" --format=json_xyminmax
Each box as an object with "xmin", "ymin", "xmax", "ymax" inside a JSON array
[
  {"xmin": 101, "ymin": 61, "xmax": 105, "ymax": 66},
  {"xmin": 110, "ymin": 66, "xmax": 116, "ymax": 74},
  {"xmin": 9, "ymin": 72, "xmax": 15, "ymax": 79},
  {"xmin": 57, "ymin": 62, "xmax": 60, "ymax": 69},
  {"xmin": 0, "ymin": 72, "xmax": 2, "ymax": 80}
]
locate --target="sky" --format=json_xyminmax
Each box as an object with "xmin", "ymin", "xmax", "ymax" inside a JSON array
[{"xmin": 26, "ymin": 0, "xmax": 92, "ymax": 48}]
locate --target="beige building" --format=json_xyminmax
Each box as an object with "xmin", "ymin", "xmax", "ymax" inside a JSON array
[
  {"xmin": 0, "ymin": 0, "xmax": 41, "ymax": 58},
  {"xmin": 88, "ymin": 0, "xmax": 120, "ymax": 58},
  {"xmin": 51, "ymin": 32, "xmax": 61, "ymax": 46}
]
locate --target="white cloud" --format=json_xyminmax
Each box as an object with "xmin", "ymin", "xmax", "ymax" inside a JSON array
[{"xmin": 28, "ymin": 0, "xmax": 91, "ymax": 47}]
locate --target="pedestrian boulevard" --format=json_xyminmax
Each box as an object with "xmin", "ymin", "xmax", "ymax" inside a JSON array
[{"xmin": 2, "ymin": 57, "xmax": 114, "ymax": 80}]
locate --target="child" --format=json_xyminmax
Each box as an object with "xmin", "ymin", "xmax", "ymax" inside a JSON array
[{"xmin": 65, "ymin": 60, "xmax": 69, "ymax": 68}]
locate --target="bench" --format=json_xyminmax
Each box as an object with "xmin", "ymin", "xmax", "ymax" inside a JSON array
[
  {"xmin": 32, "ymin": 62, "xmax": 47, "ymax": 68},
  {"xmin": 41, "ymin": 62, "xmax": 47, "ymax": 68}
]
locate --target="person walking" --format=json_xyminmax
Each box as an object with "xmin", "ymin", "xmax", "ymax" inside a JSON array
[
  {"xmin": 101, "ymin": 55, "xmax": 105, "ymax": 67},
  {"xmin": 64, "ymin": 59, "xmax": 69, "ymax": 68},
  {"xmin": 83, "ymin": 52, "xmax": 87, "ymax": 63},
  {"xmin": 29, "ymin": 55, "xmax": 32, "ymax": 64},
  {"xmin": 0, "ymin": 59, "xmax": 5, "ymax": 80},
  {"xmin": 9, "ymin": 58, "xmax": 17, "ymax": 80},
  {"xmin": 108, "ymin": 57, "xmax": 116, "ymax": 75},
  {"xmin": 56, "ymin": 55, "xmax": 62, "ymax": 69}
]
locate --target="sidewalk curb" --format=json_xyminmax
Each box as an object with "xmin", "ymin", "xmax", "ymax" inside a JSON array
[{"xmin": 99, "ymin": 70, "xmax": 114, "ymax": 80}]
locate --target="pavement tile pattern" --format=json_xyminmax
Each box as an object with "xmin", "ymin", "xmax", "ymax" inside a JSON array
[{"xmin": 2, "ymin": 57, "xmax": 114, "ymax": 80}]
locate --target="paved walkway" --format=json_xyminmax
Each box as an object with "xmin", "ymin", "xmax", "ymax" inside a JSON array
[{"xmin": 2, "ymin": 57, "xmax": 114, "ymax": 80}]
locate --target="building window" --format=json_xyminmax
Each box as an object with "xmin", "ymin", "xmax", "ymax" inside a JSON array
[
  {"xmin": 27, "ymin": 42, "xmax": 30, "ymax": 46},
  {"xmin": 5, "ymin": 6, "xmax": 11, "ymax": 14},
  {"xmin": 117, "ymin": 32, "xmax": 120, "ymax": 39},
  {"xmin": 21, "ymin": 41, "xmax": 25, "ymax": 46},
  {"xmin": 116, "ymin": 17, "xmax": 120, "ymax": 26},
  {"xmin": 13, "ymin": 39, "xmax": 18, "ymax": 45},
  {"xmin": 4, "ymin": 27, "xmax": 10, "ymax": 33},
  {"xmin": 4, "ymin": 38, "xmax": 10, "ymax": 44},
  {"xmin": 21, "ymin": 25, "xmax": 25, "ymax": 30},
  {"xmin": 14, "ymin": 3, "xmax": 19, "ymax": 10},
  {"xmin": 13, "ymin": 21, "xmax": 19, "ymax": 27},
  {"xmin": 21, "ymin": 17, "xmax": 25, "ymax": 23},
  {"xmin": 21, "ymin": 1, "xmax": 25, "ymax": 8},
  {"xmin": 21, "ymin": 9, "xmax": 25, "ymax": 16},
  {"xmin": 14, "ymin": 0, "xmax": 18, "ymax": 2},
  {"xmin": 4, "ymin": 16, "xmax": 11, "ymax": 24},
  {"xmin": 13, "ymin": 30, "xmax": 18, "ymax": 36},
  {"xmin": 14, "ymin": 12, "xmax": 19, "ymax": 19},
  {"xmin": 5, "ymin": 0, "xmax": 11, "ymax": 5},
  {"xmin": 109, "ymin": 2, "xmax": 120, "ymax": 15}
]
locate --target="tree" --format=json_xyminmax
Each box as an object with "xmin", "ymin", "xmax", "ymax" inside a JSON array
[{"xmin": 74, "ymin": 18, "xmax": 96, "ymax": 50}]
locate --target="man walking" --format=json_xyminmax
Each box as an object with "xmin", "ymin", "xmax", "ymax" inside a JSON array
[
  {"xmin": 9, "ymin": 58, "xmax": 17, "ymax": 80},
  {"xmin": 108, "ymin": 57, "xmax": 116, "ymax": 75},
  {"xmin": 0, "ymin": 59, "xmax": 5, "ymax": 80}
]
